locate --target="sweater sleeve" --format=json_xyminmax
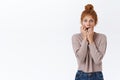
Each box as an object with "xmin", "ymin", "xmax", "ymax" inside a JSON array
[
  {"xmin": 88, "ymin": 34, "xmax": 107, "ymax": 64},
  {"xmin": 72, "ymin": 35, "xmax": 88, "ymax": 63}
]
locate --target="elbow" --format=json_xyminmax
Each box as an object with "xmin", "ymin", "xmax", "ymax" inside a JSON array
[
  {"xmin": 94, "ymin": 59, "xmax": 101, "ymax": 64},
  {"xmin": 94, "ymin": 56, "xmax": 103, "ymax": 64},
  {"xmin": 75, "ymin": 53, "xmax": 85, "ymax": 64}
]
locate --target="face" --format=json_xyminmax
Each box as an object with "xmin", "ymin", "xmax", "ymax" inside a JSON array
[{"xmin": 81, "ymin": 15, "xmax": 95, "ymax": 29}]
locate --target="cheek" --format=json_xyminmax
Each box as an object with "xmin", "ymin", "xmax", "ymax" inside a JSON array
[
  {"xmin": 82, "ymin": 22, "xmax": 87, "ymax": 26},
  {"xmin": 90, "ymin": 22, "xmax": 95, "ymax": 26}
]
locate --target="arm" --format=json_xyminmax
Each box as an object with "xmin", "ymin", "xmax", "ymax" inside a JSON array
[
  {"xmin": 72, "ymin": 35, "xmax": 88, "ymax": 63},
  {"xmin": 88, "ymin": 35, "xmax": 107, "ymax": 64}
]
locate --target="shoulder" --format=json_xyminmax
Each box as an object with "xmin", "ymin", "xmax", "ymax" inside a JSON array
[
  {"xmin": 72, "ymin": 33, "xmax": 80, "ymax": 38},
  {"xmin": 95, "ymin": 32, "xmax": 107, "ymax": 40},
  {"xmin": 72, "ymin": 33, "xmax": 82, "ymax": 40}
]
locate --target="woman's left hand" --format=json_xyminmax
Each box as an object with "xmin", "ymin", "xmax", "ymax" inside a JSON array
[{"xmin": 87, "ymin": 28, "xmax": 94, "ymax": 44}]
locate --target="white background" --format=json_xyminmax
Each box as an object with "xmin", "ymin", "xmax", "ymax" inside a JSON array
[{"xmin": 0, "ymin": 0, "xmax": 119, "ymax": 80}]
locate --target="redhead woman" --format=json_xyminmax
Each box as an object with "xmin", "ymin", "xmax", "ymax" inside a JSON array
[{"xmin": 72, "ymin": 4, "xmax": 107, "ymax": 80}]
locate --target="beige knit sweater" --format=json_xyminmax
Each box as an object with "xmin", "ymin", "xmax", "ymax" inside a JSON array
[{"xmin": 72, "ymin": 32, "xmax": 107, "ymax": 73}]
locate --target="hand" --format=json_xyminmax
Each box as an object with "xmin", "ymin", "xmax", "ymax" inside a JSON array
[
  {"xmin": 87, "ymin": 28, "xmax": 94, "ymax": 44},
  {"xmin": 80, "ymin": 25, "xmax": 87, "ymax": 40}
]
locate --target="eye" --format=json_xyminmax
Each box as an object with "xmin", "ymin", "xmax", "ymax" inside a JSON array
[
  {"xmin": 89, "ymin": 19, "xmax": 94, "ymax": 22},
  {"xmin": 84, "ymin": 19, "xmax": 87, "ymax": 22}
]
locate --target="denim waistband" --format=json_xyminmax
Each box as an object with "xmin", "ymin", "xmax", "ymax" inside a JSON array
[
  {"xmin": 77, "ymin": 70, "xmax": 102, "ymax": 76},
  {"xmin": 75, "ymin": 70, "xmax": 104, "ymax": 80}
]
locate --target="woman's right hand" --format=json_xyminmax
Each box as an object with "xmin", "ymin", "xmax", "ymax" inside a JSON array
[{"xmin": 80, "ymin": 25, "xmax": 87, "ymax": 40}]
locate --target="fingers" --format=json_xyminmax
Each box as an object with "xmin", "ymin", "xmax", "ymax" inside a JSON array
[
  {"xmin": 88, "ymin": 27, "xmax": 93, "ymax": 32},
  {"xmin": 81, "ymin": 25, "xmax": 87, "ymax": 31}
]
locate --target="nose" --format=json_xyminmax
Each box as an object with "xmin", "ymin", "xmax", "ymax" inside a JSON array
[{"xmin": 86, "ymin": 22, "xmax": 90, "ymax": 28}]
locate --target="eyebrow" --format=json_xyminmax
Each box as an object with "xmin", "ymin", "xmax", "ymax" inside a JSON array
[
  {"xmin": 83, "ymin": 19, "xmax": 94, "ymax": 21},
  {"xmin": 90, "ymin": 19, "xmax": 94, "ymax": 21}
]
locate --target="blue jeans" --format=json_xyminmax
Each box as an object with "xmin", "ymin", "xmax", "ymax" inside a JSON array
[{"xmin": 75, "ymin": 70, "xmax": 104, "ymax": 80}]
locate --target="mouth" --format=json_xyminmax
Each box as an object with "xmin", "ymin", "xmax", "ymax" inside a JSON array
[{"xmin": 86, "ymin": 28, "xmax": 90, "ymax": 30}]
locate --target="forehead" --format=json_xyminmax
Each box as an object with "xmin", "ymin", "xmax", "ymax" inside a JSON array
[{"xmin": 83, "ymin": 15, "xmax": 94, "ymax": 20}]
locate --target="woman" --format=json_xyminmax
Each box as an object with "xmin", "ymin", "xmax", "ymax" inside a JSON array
[{"xmin": 72, "ymin": 4, "xmax": 107, "ymax": 80}]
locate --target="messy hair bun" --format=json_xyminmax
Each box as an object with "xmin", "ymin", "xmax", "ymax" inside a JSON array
[{"xmin": 85, "ymin": 4, "xmax": 94, "ymax": 11}]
